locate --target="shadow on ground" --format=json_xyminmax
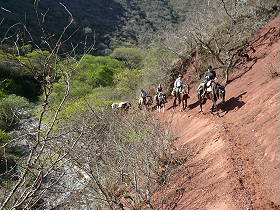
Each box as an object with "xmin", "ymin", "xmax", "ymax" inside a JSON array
[{"xmin": 219, "ymin": 92, "xmax": 247, "ymax": 115}]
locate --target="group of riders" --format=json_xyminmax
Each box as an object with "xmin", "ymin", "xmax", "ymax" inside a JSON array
[
  {"xmin": 113, "ymin": 65, "xmax": 224, "ymax": 112},
  {"xmin": 139, "ymin": 83, "xmax": 167, "ymax": 110}
]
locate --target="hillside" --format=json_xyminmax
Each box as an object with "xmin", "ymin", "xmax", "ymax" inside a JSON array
[
  {"xmin": 0, "ymin": 0, "xmax": 223, "ymax": 55},
  {"xmin": 157, "ymin": 16, "xmax": 279, "ymax": 209},
  {"xmin": 0, "ymin": 1, "xmax": 279, "ymax": 209},
  {"xmin": 0, "ymin": 0, "xmax": 186, "ymax": 54}
]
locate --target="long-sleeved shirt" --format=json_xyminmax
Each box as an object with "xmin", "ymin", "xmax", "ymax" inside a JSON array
[{"xmin": 174, "ymin": 78, "xmax": 184, "ymax": 88}]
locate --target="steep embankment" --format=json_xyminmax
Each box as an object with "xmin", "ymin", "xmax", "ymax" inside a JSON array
[{"xmin": 159, "ymin": 17, "xmax": 279, "ymax": 209}]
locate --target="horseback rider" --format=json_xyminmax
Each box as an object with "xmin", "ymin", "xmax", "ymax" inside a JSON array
[
  {"xmin": 155, "ymin": 84, "xmax": 167, "ymax": 103},
  {"xmin": 173, "ymin": 74, "xmax": 184, "ymax": 95},
  {"xmin": 204, "ymin": 65, "xmax": 217, "ymax": 81},
  {"xmin": 202, "ymin": 65, "xmax": 217, "ymax": 97},
  {"xmin": 140, "ymin": 89, "xmax": 148, "ymax": 105},
  {"xmin": 156, "ymin": 84, "xmax": 163, "ymax": 93}
]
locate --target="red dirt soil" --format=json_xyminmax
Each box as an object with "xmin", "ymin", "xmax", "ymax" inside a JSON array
[{"xmin": 157, "ymin": 17, "xmax": 280, "ymax": 210}]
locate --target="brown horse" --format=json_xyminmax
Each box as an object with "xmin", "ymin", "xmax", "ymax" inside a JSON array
[
  {"xmin": 172, "ymin": 85, "xmax": 190, "ymax": 111},
  {"xmin": 138, "ymin": 96, "xmax": 153, "ymax": 111},
  {"xmin": 197, "ymin": 81, "xmax": 225, "ymax": 116}
]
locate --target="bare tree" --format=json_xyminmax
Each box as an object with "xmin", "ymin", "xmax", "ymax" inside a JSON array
[
  {"xmin": 153, "ymin": 0, "xmax": 277, "ymax": 84},
  {"xmin": 51, "ymin": 110, "xmax": 175, "ymax": 210},
  {"xmin": 0, "ymin": 1, "xmax": 94, "ymax": 209},
  {"xmin": 0, "ymin": 2, "xmax": 176, "ymax": 210}
]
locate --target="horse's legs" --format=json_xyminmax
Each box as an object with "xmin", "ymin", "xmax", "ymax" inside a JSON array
[
  {"xmin": 179, "ymin": 95, "xmax": 182, "ymax": 106},
  {"xmin": 200, "ymin": 100, "xmax": 203, "ymax": 112},
  {"xmin": 173, "ymin": 97, "xmax": 177, "ymax": 109},
  {"xmin": 211, "ymin": 93, "xmax": 219, "ymax": 116},
  {"xmin": 222, "ymin": 88, "xmax": 225, "ymax": 103},
  {"xmin": 178, "ymin": 95, "xmax": 182, "ymax": 110},
  {"xmin": 183, "ymin": 95, "xmax": 188, "ymax": 110}
]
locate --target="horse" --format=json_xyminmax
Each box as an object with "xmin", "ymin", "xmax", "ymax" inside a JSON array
[
  {"xmin": 155, "ymin": 92, "xmax": 167, "ymax": 112},
  {"xmin": 172, "ymin": 85, "xmax": 190, "ymax": 111},
  {"xmin": 138, "ymin": 96, "xmax": 153, "ymax": 111},
  {"xmin": 197, "ymin": 81, "xmax": 225, "ymax": 116},
  {"xmin": 112, "ymin": 101, "xmax": 131, "ymax": 111}
]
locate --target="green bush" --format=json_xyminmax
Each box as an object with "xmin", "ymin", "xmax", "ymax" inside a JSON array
[
  {"xmin": 75, "ymin": 55, "xmax": 124, "ymax": 88},
  {"xmin": 141, "ymin": 44, "xmax": 175, "ymax": 89},
  {"xmin": 0, "ymin": 50, "xmax": 42, "ymax": 100},
  {"xmin": 0, "ymin": 89, "xmax": 7, "ymax": 100},
  {"xmin": 50, "ymin": 55, "xmax": 125, "ymax": 105},
  {"xmin": 44, "ymin": 87, "xmax": 115, "ymax": 128},
  {"xmin": 0, "ymin": 79, "xmax": 22, "ymax": 95},
  {"xmin": 110, "ymin": 47, "xmax": 144, "ymax": 69},
  {"xmin": 0, "ymin": 130, "xmax": 16, "ymax": 178},
  {"xmin": 0, "ymin": 95, "xmax": 30, "ymax": 130},
  {"xmin": 114, "ymin": 68, "xmax": 141, "ymax": 99},
  {"xmin": 0, "ymin": 129, "xmax": 12, "ymax": 145}
]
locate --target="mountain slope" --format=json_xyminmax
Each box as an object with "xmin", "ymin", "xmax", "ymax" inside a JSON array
[
  {"xmin": 158, "ymin": 16, "xmax": 279, "ymax": 209},
  {"xmin": 0, "ymin": 0, "xmax": 183, "ymax": 54}
]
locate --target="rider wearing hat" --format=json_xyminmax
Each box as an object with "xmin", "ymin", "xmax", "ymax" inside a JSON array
[
  {"xmin": 173, "ymin": 74, "xmax": 184, "ymax": 95},
  {"xmin": 204, "ymin": 65, "xmax": 216, "ymax": 81},
  {"xmin": 155, "ymin": 84, "xmax": 167, "ymax": 104},
  {"xmin": 156, "ymin": 84, "xmax": 163, "ymax": 93},
  {"xmin": 140, "ymin": 89, "xmax": 148, "ymax": 104},
  {"xmin": 203, "ymin": 65, "xmax": 217, "ymax": 97}
]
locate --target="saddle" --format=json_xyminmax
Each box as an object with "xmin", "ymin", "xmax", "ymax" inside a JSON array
[
  {"xmin": 172, "ymin": 86, "xmax": 183, "ymax": 96},
  {"xmin": 206, "ymin": 80, "xmax": 216, "ymax": 92},
  {"xmin": 158, "ymin": 92, "xmax": 167, "ymax": 103}
]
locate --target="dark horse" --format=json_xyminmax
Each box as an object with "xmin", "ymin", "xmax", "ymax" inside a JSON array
[
  {"xmin": 197, "ymin": 81, "xmax": 225, "ymax": 116},
  {"xmin": 138, "ymin": 95, "xmax": 153, "ymax": 111},
  {"xmin": 173, "ymin": 85, "xmax": 190, "ymax": 111},
  {"xmin": 155, "ymin": 92, "xmax": 167, "ymax": 112}
]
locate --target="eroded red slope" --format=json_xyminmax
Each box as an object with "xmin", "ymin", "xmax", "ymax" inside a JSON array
[{"xmin": 158, "ymin": 17, "xmax": 279, "ymax": 210}]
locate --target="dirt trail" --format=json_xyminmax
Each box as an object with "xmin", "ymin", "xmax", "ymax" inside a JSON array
[{"xmin": 158, "ymin": 17, "xmax": 279, "ymax": 210}]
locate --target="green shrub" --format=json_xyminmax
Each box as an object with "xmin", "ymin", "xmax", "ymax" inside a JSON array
[
  {"xmin": 110, "ymin": 47, "xmax": 144, "ymax": 69},
  {"xmin": 141, "ymin": 44, "xmax": 175, "ymax": 90},
  {"xmin": 114, "ymin": 68, "xmax": 141, "ymax": 99},
  {"xmin": 0, "ymin": 95, "xmax": 30, "ymax": 130},
  {"xmin": 0, "ymin": 129, "xmax": 12, "ymax": 145},
  {"xmin": 75, "ymin": 55, "xmax": 124, "ymax": 88},
  {"xmin": 0, "ymin": 130, "xmax": 16, "ymax": 178},
  {"xmin": 0, "ymin": 79, "xmax": 22, "ymax": 95},
  {"xmin": 0, "ymin": 50, "xmax": 42, "ymax": 100},
  {"xmin": 50, "ymin": 55, "xmax": 125, "ymax": 106},
  {"xmin": 0, "ymin": 89, "xmax": 7, "ymax": 100}
]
